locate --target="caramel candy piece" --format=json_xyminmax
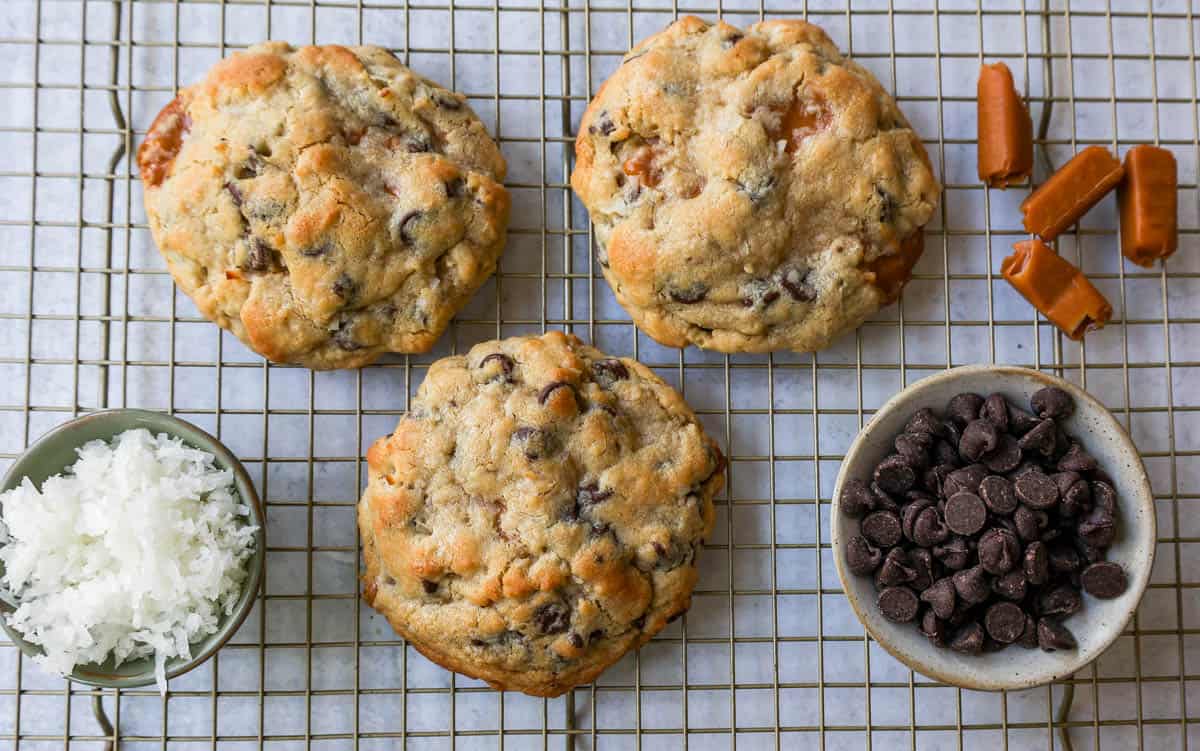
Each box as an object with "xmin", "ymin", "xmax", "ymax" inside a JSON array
[
  {"xmin": 1118, "ymin": 145, "xmax": 1177, "ymax": 267},
  {"xmin": 977, "ymin": 63, "xmax": 1033, "ymax": 188},
  {"xmin": 1021, "ymin": 146, "xmax": 1124, "ymax": 240},
  {"xmin": 1001, "ymin": 239, "xmax": 1112, "ymax": 340}
]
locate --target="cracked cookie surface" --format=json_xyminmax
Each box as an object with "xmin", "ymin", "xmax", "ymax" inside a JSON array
[
  {"xmin": 137, "ymin": 42, "xmax": 509, "ymax": 369},
  {"xmin": 358, "ymin": 332, "xmax": 724, "ymax": 696},
  {"xmin": 572, "ymin": 17, "xmax": 940, "ymax": 353}
]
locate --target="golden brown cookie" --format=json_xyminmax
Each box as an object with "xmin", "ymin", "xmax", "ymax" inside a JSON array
[
  {"xmin": 358, "ymin": 332, "xmax": 724, "ymax": 696},
  {"xmin": 138, "ymin": 43, "xmax": 510, "ymax": 369},
  {"xmin": 572, "ymin": 17, "xmax": 940, "ymax": 353}
]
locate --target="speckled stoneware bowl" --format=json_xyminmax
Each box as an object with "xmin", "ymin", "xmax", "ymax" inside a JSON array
[
  {"xmin": 831, "ymin": 366, "xmax": 1155, "ymax": 691},
  {"xmin": 0, "ymin": 409, "xmax": 265, "ymax": 689}
]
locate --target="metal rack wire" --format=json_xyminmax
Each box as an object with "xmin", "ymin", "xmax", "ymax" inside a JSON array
[{"xmin": 0, "ymin": 0, "xmax": 1196, "ymax": 748}]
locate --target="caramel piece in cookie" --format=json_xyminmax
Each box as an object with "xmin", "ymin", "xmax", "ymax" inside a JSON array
[
  {"xmin": 137, "ymin": 43, "xmax": 510, "ymax": 369},
  {"xmin": 358, "ymin": 332, "xmax": 725, "ymax": 697},
  {"xmin": 571, "ymin": 17, "xmax": 940, "ymax": 354}
]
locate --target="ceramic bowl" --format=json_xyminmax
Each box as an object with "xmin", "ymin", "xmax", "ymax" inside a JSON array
[
  {"xmin": 831, "ymin": 366, "xmax": 1155, "ymax": 690},
  {"xmin": 0, "ymin": 409, "xmax": 265, "ymax": 689}
]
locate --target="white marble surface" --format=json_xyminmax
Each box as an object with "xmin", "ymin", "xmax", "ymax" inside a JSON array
[{"xmin": 0, "ymin": 0, "xmax": 1197, "ymax": 748}]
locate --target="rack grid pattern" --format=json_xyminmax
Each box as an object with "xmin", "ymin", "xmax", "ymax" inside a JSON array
[{"xmin": 0, "ymin": 0, "xmax": 1197, "ymax": 749}]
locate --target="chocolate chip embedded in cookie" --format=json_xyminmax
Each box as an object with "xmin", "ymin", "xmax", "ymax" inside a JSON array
[
  {"xmin": 137, "ymin": 42, "xmax": 510, "ymax": 369},
  {"xmin": 357, "ymin": 332, "xmax": 725, "ymax": 697},
  {"xmin": 571, "ymin": 16, "xmax": 940, "ymax": 354}
]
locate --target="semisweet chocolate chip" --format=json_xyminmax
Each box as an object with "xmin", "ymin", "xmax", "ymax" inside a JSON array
[
  {"xmin": 1037, "ymin": 618, "xmax": 1077, "ymax": 651},
  {"xmin": 942, "ymin": 420, "xmax": 964, "ymax": 450},
  {"xmin": 512, "ymin": 426, "xmax": 558, "ymax": 461},
  {"xmin": 422, "ymin": 579, "xmax": 439, "ymax": 594},
  {"xmin": 577, "ymin": 482, "xmax": 613, "ymax": 509},
  {"xmin": 568, "ymin": 632, "xmax": 584, "ymax": 649},
  {"xmin": 1080, "ymin": 561, "xmax": 1128, "ymax": 599},
  {"xmin": 934, "ymin": 536, "xmax": 972, "ymax": 570},
  {"xmin": 943, "ymin": 464, "xmax": 988, "ymax": 498},
  {"xmin": 876, "ymin": 548, "xmax": 917, "ymax": 587},
  {"xmin": 1091, "ymin": 481, "xmax": 1117, "ymax": 515},
  {"xmin": 480, "ymin": 352, "xmax": 515, "ymax": 381},
  {"xmin": 947, "ymin": 393, "xmax": 986, "ymax": 426},
  {"xmin": 878, "ymin": 586, "xmax": 919, "ymax": 623},
  {"xmin": 444, "ymin": 177, "xmax": 466, "ymax": 198},
  {"xmin": 959, "ymin": 419, "xmax": 999, "ymax": 462},
  {"xmin": 721, "ymin": 32, "xmax": 745, "ymax": 49},
  {"xmin": 1060, "ymin": 479, "xmax": 1091, "ymax": 517},
  {"xmin": 1052, "ymin": 471, "xmax": 1082, "ymax": 498},
  {"xmin": 921, "ymin": 609, "xmax": 949, "ymax": 645},
  {"xmin": 668, "ymin": 283, "xmax": 708, "ymax": 304},
  {"xmin": 984, "ymin": 601, "xmax": 1026, "ymax": 643},
  {"xmin": 332, "ymin": 316, "xmax": 362, "ymax": 351},
  {"xmin": 980, "ymin": 394, "xmax": 1010, "ymax": 431},
  {"xmin": 736, "ymin": 174, "xmax": 776, "ymax": 205},
  {"xmin": 861, "ymin": 510, "xmax": 902, "ymax": 548},
  {"xmin": 874, "ymin": 454, "xmax": 916, "ymax": 494},
  {"xmin": 905, "ymin": 408, "xmax": 946, "ymax": 437},
  {"xmin": 978, "ymin": 528, "xmax": 1020, "ymax": 575},
  {"xmin": 1031, "ymin": 386, "xmax": 1075, "ymax": 420},
  {"xmin": 1013, "ymin": 505, "xmax": 1042, "ymax": 542},
  {"xmin": 839, "ymin": 478, "xmax": 875, "ymax": 518},
  {"xmin": 979, "ymin": 475, "xmax": 1018, "ymax": 514},
  {"xmin": 1018, "ymin": 614, "xmax": 1039, "ymax": 648},
  {"xmin": 592, "ymin": 359, "xmax": 629, "ymax": 386},
  {"xmin": 845, "ymin": 535, "xmax": 884, "ymax": 575},
  {"xmin": 902, "ymin": 498, "xmax": 933, "ymax": 542},
  {"xmin": 908, "ymin": 548, "xmax": 937, "ymax": 591},
  {"xmin": 920, "ymin": 577, "xmax": 957, "ymax": 619},
  {"xmin": 1008, "ymin": 406, "xmax": 1041, "ymax": 436},
  {"xmin": 538, "ymin": 380, "xmax": 575, "ymax": 406},
  {"xmin": 869, "ymin": 483, "xmax": 901, "ymax": 513},
  {"xmin": 332, "ymin": 273, "xmax": 357, "ymax": 300},
  {"xmin": 944, "ymin": 492, "xmax": 987, "ymax": 536},
  {"xmin": 923, "ymin": 464, "xmax": 956, "ymax": 497},
  {"xmin": 1077, "ymin": 508, "xmax": 1116, "ymax": 549},
  {"xmin": 225, "ymin": 181, "xmax": 244, "ymax": 207},
  {"xmin": 894, "ymin": 433, "xmax": 932, "ymax": 468},
  {"xmin": 1091, "ymin": 468, "xmax": 1115, "ymax": 486},
  {"xmin": 1038, "ymin": 586, "xmax": 1082, "ymax": 617},
  {"xmin": 981, "ymin": 434, "xmax": 1022, "ymax": 473},
  {"xmin": 244, "ymin": 238, "xmax": 277, "ymax": 272},
  {"xmin": 912, "ymin": 507, "xmax": 950, "ymax": 548},
  {"xmin": 534, "ymin": 602, "xmax": 571, "ymax": 634},
  {"xmin": 1057, "ymin": 443, "xmax": 1098, "ymax": 473},
  {"xmin": 1048, "ymin": 544, "xmax": 1082, "ymax": 574},
  {"xmin": 588, "ymin": 111, "xmax": 616, "ymax": 136},
  {"xmin": 780, "ymin": 267, "xmax": 817, "ymax": 302},
  {"xmin": 300, "ymin": 240, "xmax": 331, "ymax": 257},
  {"xmin": 394, "ymin": 210, "xmax": 423, "ymax": 245},
  {"xmin": 1023, "ymin": 541, "xmax": 1050, "ymax": 585},
  {"xmin": 953, "ymin": 565, "xmax": 991, "ymax": 605},
  {"xmin": 992, "ymin": 569, "xmax": 1027, "ymax": 601},
  {"xmin": 1015, "ymin": 470, "xmax": 1059, "ymax": 510},
  {"xmin": 1018, "ymin": 419, "xmax": 1058, "ymax": 457},
  {"xmin": 949, "ymin": 621, "xmax": 985, "ymax": 654},
  {"xmin": 931, "ymin": 440, "xmax": 961, "ymax": 468}
]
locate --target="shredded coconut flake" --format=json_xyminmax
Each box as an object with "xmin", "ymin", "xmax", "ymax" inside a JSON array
[{"xmin": 0, "ymin": 428, "xmax": 257, "ymax": 694}]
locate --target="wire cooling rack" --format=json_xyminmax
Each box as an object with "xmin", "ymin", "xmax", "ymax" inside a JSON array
[{"xmin": 0, "ymin": 0, "xmax": 1197, "ymax": 748}]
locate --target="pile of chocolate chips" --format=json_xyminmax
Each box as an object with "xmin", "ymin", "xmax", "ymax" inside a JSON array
[{"xmin": 841, "ymin": 386, "xmax": 1129, "ymax": 655}]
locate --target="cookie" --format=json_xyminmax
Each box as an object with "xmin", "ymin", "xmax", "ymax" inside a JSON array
[
  {"xmin": 137, "ymin": 43, "xmax": 510, "ymax": 369},
  {"xmin": 571, "ymin": 17, "xmax": 940, "ymax": 353},
  {"xmin": 358, "ymin": 331, "xmax": 724, "ymax": 696}
]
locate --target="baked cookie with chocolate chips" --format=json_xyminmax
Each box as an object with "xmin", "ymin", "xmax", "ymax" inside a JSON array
[
  {"xmin": 358, "ymin": 332, "xmax": 724, "ymax": 696},
  {"xmin": 137, "ymin": 43, "xmax": 509, "ymax": 369},
  {"xmin": 571, "ymin": 17, "xmax": 939, "ymax": 353}
]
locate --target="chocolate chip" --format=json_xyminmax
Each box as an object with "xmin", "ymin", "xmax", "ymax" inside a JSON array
[
  {"xmin": 984, "ymin": 601, "xmax": 1025, "ymax": 643},
  {"xmin": 839, "ymin": 478, "xmax": 875, "ymax": 518},
  {"xmin": 894, "ymin": 433, "xmax": 932, "ymax": 469},
  {"xmin": 905, "ymin": 408, "xmax": 946, "ymax": 437},
  {"xmin": 944, "ymin": 492, "xmax": 987, "ymax": 536},
  {"xmin": 568, "ymin": 632, "xmax": 584, "ymax": 649},
  {"xmin": 225, "ymin": 181, "xmax": 244, "ymax": 207},
  {"xmin": 244, "ymin": 238, "xmax": 277, "ymax": 272},
  {"xmin": 846, "ymin": 535, "xmax": 884, "ymax": 575},
  {"xmin": 1023, "ymin": 541, "xmax": 1049, "ymax": 585},
  {"xmin": 480, "ymin": 352, "xmax": 515, "ymax": 382},
  {"xmin": 876, "ymin": 548, "xmax": 917, "ymax": 587},
  {"xmin": 931, "ymin": 440, "xmax": 961, "ymax": 468},
  {"xmin": 1013, "ymin": 505, "xmax": 1042, "ymax": 542},
  {"xmin": 1091, "ymin": 481, "xmax": 1117, "ymax": 515},
  {"xmin": 943, "ymin": 464, "xmax": 988, "ymax": 498},
  {"xmin": 978, "ymin": 528, "xmax": 1020, "ymax": 575},
  {"xmin": 1008, "ymin": 406, "xmax": 1041, "ymax": 436},
  {"xmin": 538, "ymin": 380, "xmax": 575, "ymax": 406},
  {"xmin": 736, "ymin": 174, "xmax": 776, "ymax": 204},
  {"xmin": 861, "ymin": 510, "xmax": 902, "ymax": 548},
  {"xmin": 992, "ymin": 569, "xmax": 1027, "ymax": 601},
  {"xmin": 979, "ymin": 475, "xmax": 1018, "ymax": 515},
  {"xmin": 668, "ymin": 283, "xmax": 708, "ymax": 304},
  {"xmin": 444, "ymin": 177, "xmax": 466, "ymax": 198},
  {"xmin": 1077, "ymin": 508, "xmax": 1116, "ymax": 548},
  {"xmin": 1038, "ymin": 586, "xmax": 1082, "ymax": 617},
  {"xmin": 1031, "ymin": 386, "xmax": 1074, "ymax": 420},
  {"xmin": 577, "ymin": 482, "xmax": 613, "ymax": 508},
  {"xmin": 946, "ymin": 393, "xmax": 985, "ymax": 426},
  {"xmin": 1057, "ymin": 443, "xmax": 1098, "ymax": 473},
  {"xmin": 534, "ymin": 602, "xmax": 570, "ymax": 634},
  {"xmin": 875, "ymin": 184, "xmax": 898, "ymax": 224},
  {"xmin": 901, "ymin": 498, "xmax": 933, "ymax": 542},
  {"xmin": 1036, "ymin": 618, "xmax": 1077, "ymax": 651},
  {"xmin": 1017, "ymin": 419, "xmax": 1057, "ymax": 457},
  {"xmin": 721, "ymin": 32, "xmax": 744, "ymax": 49},
  {"xmin": 332, "ymin": 317, "xmax": 362, "ymax": 351},
  {"xmin": 588, "ymin": 111, "xmax": 616, "ymax": 136},
  {"xmin": 874, "ymin": 454, "xmax": 916, "ymax": 494},
  {"xmin": 920, "ymin": 609, "xmax": 949, "ymax": 645},
  {"xmin": 433, "ymin": 91, "xmax": 463, "ymax": 110},
  {"xmin": 1018, "ymin": 614, "xmax": 1039, "ymax": 648},
  {"xmin": 907, "ymin": 548, "xmax": 937, "ymax": 591},
  {"xmin": 1060, "ymin": 479, "xmax": 1091, "ymax": 517},
  {"xmin": 332, "ymin": 273, "xmax": 357, "ymax": 300},
  {"xmin": 878, "ymin": 586, "xmax": 919, "ymax": 623},
  {"xmin": 949, "ymin": 621, "xmax": 985, "ymax": 654},
  {"xmin": 300, "ymin": 240, "xmax": 331, "ymax": 257},
  {"xmin": 952, "ymin": 565, "xmax": 990, "ymax": 605},
  {"xmin": 780, "ymin": 267, "xmax": 817, "ymax": 302},
  {"xmin": 942, "ymin": 420, "xmax": 964, "ymax": 449},
  {"xmin": 979, "ymin": 394, "xmax": 1010, "ymax": 431},
  {"xmin": 394, "ymin": 210, "xmax": 424, "ymax": 246},
  {"xmin": 933, "ymin": 536, "xmax": 971, "ymax": 570},
  {"xmin": 923, "ymin": 464, "xmax": 956, "ymax": 497},
  {"xmin": 512, "ymin": 426, "xmax": 558, "ymax": 460},
  {"xmin": 1080, "ymin": 561, "xmax": 1128, "ymax": 599},
  {"xmin": 421, "ymin": 579, "xmax": 438, "ymax": 594},
  {"xmin": 911, "ymin": 507, "xmax": 950, "ymax": 548},
  {"xmin": 869, "ymin": 483, "xmax": 901, "ymax": 513},
  {"xmin": 1015, "ymin": 470, "xmax": 1058, "ymax": 510},
  {"xmin": 1048, "ymin": 545, "xmax": 1082, "ymax": 574},
  {"xmin": 981, "ymin": 434, "xmax": 1022, "ymax": 473},
  {"xmin": 631, "ymin": 615, "xmax": 647, "ymax": 630},
  {"xmin": 592, "ymin": 359, "xmax": 629, "ymax": 386},
  {"xmin": 920, "ymin": 577, "xmax": 957, "ymax": 619},
  {"xmin": 959, "ymin": 420, "xmax": 999, "ymax": 462}
]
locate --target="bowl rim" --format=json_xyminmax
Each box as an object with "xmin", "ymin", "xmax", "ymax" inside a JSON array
[
  {"xmin": 830, "ymin": 365, "xmax": 1156, "ymax": 691},
  {"xmin": 0, "ymin": 408, "xmax": 266, "ymax": 689}
]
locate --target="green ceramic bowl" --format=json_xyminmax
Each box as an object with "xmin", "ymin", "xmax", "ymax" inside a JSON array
[{"xmin": 0, "ymin": 409, "xmax": 265, "ymax": 689}]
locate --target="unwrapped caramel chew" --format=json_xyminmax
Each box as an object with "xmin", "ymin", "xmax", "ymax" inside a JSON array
[
  {"xmin": 977, "ymin": 63, "xmax": 1033, "ymax": 188},
  {"xmin": 1021, "ymin": 146, "xmax": 1124, "ymax": 240},
  {"xmin": 1118, "ymin": 145, "xmax": 1177, "ymax": 267},
  {"xmin": 1002, "ymin": 239, "xmax": 1112, "ymax": 340}
]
